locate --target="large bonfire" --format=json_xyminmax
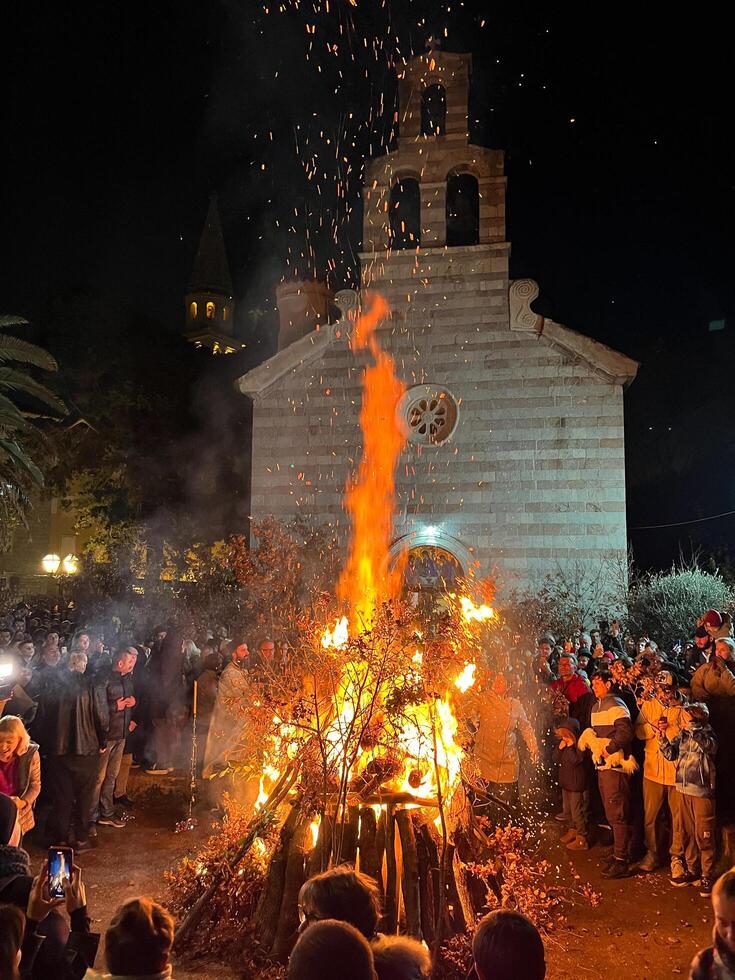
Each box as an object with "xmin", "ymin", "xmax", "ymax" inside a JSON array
[{"xmin": 168, "ymin": 293, "xmax": 597, "ymax": 976}]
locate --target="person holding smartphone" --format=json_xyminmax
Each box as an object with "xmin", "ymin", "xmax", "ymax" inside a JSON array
[{"xmin": 7, "ymin": 859, "xmax": 99, "ymax": 980}]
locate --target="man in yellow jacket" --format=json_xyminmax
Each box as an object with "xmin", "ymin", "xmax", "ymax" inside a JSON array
[
  {"xmin": 462, "ymin": 671, "xmax": 539, "ymax": 824},
  {"xmin": 634, "ymin": 671, "xmax": 685, "ymax": 874}
]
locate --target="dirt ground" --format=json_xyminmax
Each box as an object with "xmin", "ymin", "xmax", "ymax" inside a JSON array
[{"xmin": 26, "ymin": 772, "xmax": 713, "ymax": 980}]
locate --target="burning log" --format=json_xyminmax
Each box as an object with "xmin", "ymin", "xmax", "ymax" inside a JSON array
[
  {"xmin": 383, "ymin": 803, "xmax": 398, "ymax": 932},
  {"xmin": 253, "ymin": 803, "xmax": 302, "ymax": 952},
  {"xmin": 337, "ymin": 804, "xmax": 360, "ymax": 864},
  {"xmin": 357, "ymin": 805, "xmax": 380, "ymax": 883},
  {"xmin": 271, "ymin": 810, "xmax": 312, "ymax": 961},
  {"xmin": 173, "ymin": 761, "xmax": 300, "ymax": 952},
  {"xmin": 396, "ymin": 809, "xmax": 421, "ymax": 938},
  {"xmin": 307, "ymin": 811, "xmax": 334, "ymax": 876},
  {"xmin": 413, "ymin": 816, "xmax": 436, "ymax": 946}
]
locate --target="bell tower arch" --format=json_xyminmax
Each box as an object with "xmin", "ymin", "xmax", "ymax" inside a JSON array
[{"xmin": 362, "ymin": 47, "xmax": 506, "ymax": 253}]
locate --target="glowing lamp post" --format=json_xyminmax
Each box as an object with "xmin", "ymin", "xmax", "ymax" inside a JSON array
[
  {"xmin": 41, "ymin": 552, "xmax": 78, "ymax": 596},
  {"xmin": 41, "ymin": 553, "xmax": 61, "ymax": 575}
]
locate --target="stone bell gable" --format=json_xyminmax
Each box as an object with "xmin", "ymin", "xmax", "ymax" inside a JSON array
[{"xmin": 236, "ymin": 49, "xmax": 639, "ymax": 597}]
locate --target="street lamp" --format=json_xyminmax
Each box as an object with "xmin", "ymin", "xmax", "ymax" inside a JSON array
[
  {"xmin": 61, "ymin": 554, "xmax": 79, "ymax": 575},
  {"xmin": 41, "ymin": 554, "xmax": 61, "ymax": 575},
  {"xmin": 41, "ymin": 553, "xmax": 78, "ymax": 596}
]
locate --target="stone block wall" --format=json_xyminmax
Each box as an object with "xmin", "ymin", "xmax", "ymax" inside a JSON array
[{"xmin": 248, "ymin": 244, "xmax": 629, "ymax": 597}]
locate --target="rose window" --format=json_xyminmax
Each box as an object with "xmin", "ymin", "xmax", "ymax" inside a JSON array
[{"xmin": 397, "ymin": 385, "xmax": 459, "ymax": 446}]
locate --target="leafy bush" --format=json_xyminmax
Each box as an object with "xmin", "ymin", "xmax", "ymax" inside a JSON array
[
  {"xmin": 627, "ymin": 562, "xmax": 735, "ymax": 651},
  {"xmin": 501, "ymin": 558, "xmax": 626, "ymax": 643}
]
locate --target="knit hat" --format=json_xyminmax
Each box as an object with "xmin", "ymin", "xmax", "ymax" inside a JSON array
[
  {"xmin": 694, "ymin": 626, "xmax": 710, "ymax": 639},
  {"xmin": 0, "ymin": 844, "xmax": 31, "ymax": 878},
  {"xmin": 702, "ymin": 609, "xmax": 723, "ymax": 629},
  {"xmin": 0, "ymin": 793, "xmax": 18, "ymax": 846},
  {"xmin": 554, "ymin": 717, "xmax": 580, "ymax": 736}
]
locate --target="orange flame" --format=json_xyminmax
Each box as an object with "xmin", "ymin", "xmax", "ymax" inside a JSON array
[
  {"xmin": 337, "ymin": 292, "xmax": 406, "ymax": 626},
  {"xmin": 459, "ymin": 595, "xmax": 495, "ymax": 623}
]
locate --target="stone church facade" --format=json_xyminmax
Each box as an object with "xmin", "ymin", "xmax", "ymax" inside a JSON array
[{"xmin": 237, "ymin": 50, "xmax": 638, "ymax": 596}]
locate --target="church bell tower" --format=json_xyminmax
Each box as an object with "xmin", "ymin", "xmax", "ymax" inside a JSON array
[
  {"xmin": 184, "ymin": 195, "xmax": 241, "ymax": 354},
  {"xmin": 361, "ymin": 45, "xmax": 506, "ymax": 258}
]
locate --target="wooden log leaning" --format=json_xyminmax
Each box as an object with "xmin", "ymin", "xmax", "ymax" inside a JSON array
[
  {"xmin": 375, "ymin": 808, "xmax": 386, "ymax": 900},
  {"xmin": 396, "ymin": 809, "xmax": 421, "ymax": 939},
  {"xmin": 417, "ymin": 820, "xmax": 453, "ymax": 939},
  {"xmin": 253, "ymin": 803, "xmax": 301, "ymax": 953},
  {"xmin": 307, "ymin": 811, "xmax": 334, "ymax": 877},
  {"xmin": 383, "ymin": 804, "xmax": 398, "ymax": 933},
  {"xmin": 444, "ymin": 843, "xmax": 467, "ymax": 934},
  {"xmin": 451, "ymin": 845, "xmax": 476, "ymax": 931},
  {"xmin": 270, "ymin": 810, "xmax": 311, "ymax": 961},
  {"xmin": 338, "ymin": 804, "xmax": 360, "ymax": 864},
  {"xmin": 173, "ymin": 761, "xmax": 300, "ymax": 953},
  {"xmin": 413, "ymin": 816, "xmax": 435, "ymax": 946},
  {"xmin": 357, "ymin": 806, "xmax": 380, "ymax": 883}
]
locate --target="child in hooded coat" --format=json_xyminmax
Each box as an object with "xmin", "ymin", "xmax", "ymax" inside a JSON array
[{"xmin": 552, "ymin": 717, "xmax": 590, "ymax": 850}]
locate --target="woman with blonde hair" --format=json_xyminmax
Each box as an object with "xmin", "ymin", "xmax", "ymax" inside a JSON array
[{"xmin": 0, "ymin": 715, "xmax": 40, "ymax": 838}]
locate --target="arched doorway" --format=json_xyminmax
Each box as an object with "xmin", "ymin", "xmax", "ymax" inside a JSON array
[
  {"xmin": 405, "ymin": 545, "xmax": 463, "ymax": 592},
  {"xmin": 446, "ymin": 173, "xmax": 479, "ymax": 246},
  {"xmin": 389, "ymin": 178, "xmax": 421, "ymax": 249}
]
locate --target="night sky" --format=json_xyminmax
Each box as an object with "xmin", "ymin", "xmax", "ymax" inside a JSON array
[{"xmin": 4, "ymin": 1, "xmax": 734, "ymax": 569}]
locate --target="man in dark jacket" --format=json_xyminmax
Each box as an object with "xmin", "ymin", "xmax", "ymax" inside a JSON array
[
  {"xmin": 90, "ymin": 645, "xmax": 136, "ymax": 829},
  {"xmin": 44, "ymin": 657, "xmax": 109, "ymax": 848},
  {"xmin": 589, "ymin": 670, "xmax": 635, "ymax": 878}
]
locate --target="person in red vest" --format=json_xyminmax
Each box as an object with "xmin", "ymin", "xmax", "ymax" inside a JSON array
[{"xmin": 551, "ymin": 653, "xmax": 590, "ymax": 705}]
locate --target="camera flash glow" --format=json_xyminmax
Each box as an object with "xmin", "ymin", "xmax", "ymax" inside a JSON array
[{"xmin": 0, "ymin": 663, "xmax": 14, "ymax": 680}]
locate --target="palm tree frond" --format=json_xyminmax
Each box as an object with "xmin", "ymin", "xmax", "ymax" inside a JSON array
[
  {"xmin": 0, "ymin": 367, "xmax": 68, "ymax": 416},
  {"xmin": 0, "ymin": 316, "xmax": 29, "ymax": 330},
  {"xmin": 0, "ymin": 410, "xmax": 32, "ymax": 432},
  {"xmin": 0, "ymin": 393, "xmax": 28, "ymax": 422},
  {"xmin": 0, "ymin": 436, "xmax": 44, "ymax": 485},
  {"xmin": 0, "ymin": 333, "xmax": 59, "ymax": 371}
]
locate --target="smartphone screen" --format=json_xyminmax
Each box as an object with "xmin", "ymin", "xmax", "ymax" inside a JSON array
[{"xmin": 48, "ymin": 846, "xmax": 73, "ymax": 900}]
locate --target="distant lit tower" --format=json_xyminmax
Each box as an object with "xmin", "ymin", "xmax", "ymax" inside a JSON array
[{"xmin": 184, "ymin": 195, "xmax": 241, "ymax": 354}]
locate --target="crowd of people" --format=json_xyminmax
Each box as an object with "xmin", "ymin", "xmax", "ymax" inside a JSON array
[
  {"xmin": 3, "ymin": 597, "xmax": 735, "ymax": 977},
  {"xmin": 511, "ymin": 609, "xmax": 735, "ymax": 897}
]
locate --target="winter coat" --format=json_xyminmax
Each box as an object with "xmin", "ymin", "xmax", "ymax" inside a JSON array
[
  {"xmin": 550, "ymin": 673, "xmax": 590, "ymax": 705},
  {"xmin": 690, "ymin": 928, "xmax": 735, "ymax": 980},
  {"xmin": 591, "ymin": 693, "xmax": 634, "ymax": 760},
  {"xmin": 97, "ymin": 668, "xmax": 134, "ymax": 742},
  {"xmin": 149, "ymin": 632, "xmax": 185, "ymax": 720},
  {"xmin": 48, "ymin": 673, "xmax": 110, "ymax": 757},
  {"xmin": 692, "ymin": 659, "xmax": 735, "ymax": 701},
  {"xmin": 635, "ymin": 698, "xmax": 684, "ymax": 786},
  {"xmin": 22, "ymin": 907, "xmax": 99, "ymax": 980},
  {"xmin": 661, "ymin": 723, "xmax": 717, "ymax": 798},
  {"xmin": 463, "ymin": 689, "xmax": 538, "ymax": 784},
  {"xmin": 551, "ymin": 718, "xmax": 589, "ymax": 792},
  {"xmin": 27, "ymin": 663, "xmax": 66, "ymax": 747},
  {"xmin": 13, "ymin": 742, "xmax": 41, "ymax": 832}
]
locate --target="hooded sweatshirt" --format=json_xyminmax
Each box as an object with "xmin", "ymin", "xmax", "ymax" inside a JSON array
[{"xmin": 660, "ymin": 723, "xmax": 717, "ymax": 798}]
